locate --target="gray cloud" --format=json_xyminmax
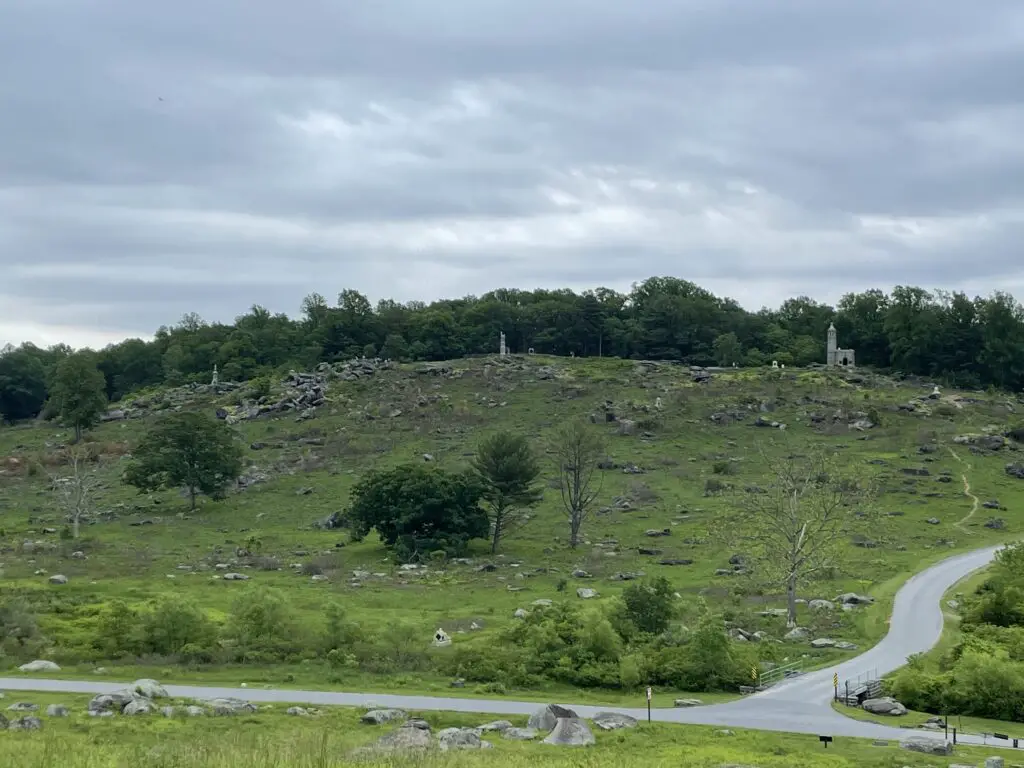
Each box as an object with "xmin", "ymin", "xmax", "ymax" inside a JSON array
[{"xmin": 2, "ymin": 0, "xmax": 1024, "ymax": 348}]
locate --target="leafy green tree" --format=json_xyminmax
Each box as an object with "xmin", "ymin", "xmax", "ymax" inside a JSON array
[
  {"xmin": 712, "ymin": 332, "xmax": 742, "ymax": 366},
  {"xmin": 123, "ymin": 411, "xmax": 243, "ymax": 510},
  {"xmin": 0, "ymin": 343, "xmax": 49, "ymax": 422},
  {"xmin": 471, "ymin": 431, "xmax": 543, "ymax": 553},
  {"xmin": 347, "ymin": 464, "xmax": 488, "ymax": 561},
  {"xmin": 621, "ymin": 576, "xmax": 676, "ymax": 635},
  {"xmin": 49, "ymin": 352, "xmax": 107, "ymax": 441}
]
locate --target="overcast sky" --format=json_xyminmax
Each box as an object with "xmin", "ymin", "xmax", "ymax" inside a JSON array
[{"xmin": 2, "ymin": 1, "xmax": 1024, "ymax": 350}]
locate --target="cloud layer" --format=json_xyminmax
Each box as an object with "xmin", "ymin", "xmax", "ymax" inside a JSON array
[{"xmin": 3, "ymin": 0, "xmax": 1024, "ymax": 348}]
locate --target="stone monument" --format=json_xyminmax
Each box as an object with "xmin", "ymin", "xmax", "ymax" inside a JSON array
[
  {"xmin": 211, "ymin": 364, "xmax": 219, "ymax": 386},
  {"xmin": 826, "ymin": 323, "xmax": 856, "ymax": 367},
  {"xmin": 499, "ymin": 332, "xmax": 507, "ymax": 357},
  {"xmin": 433, "ymin": 628, "xmax": 451, "ymax": 647}
]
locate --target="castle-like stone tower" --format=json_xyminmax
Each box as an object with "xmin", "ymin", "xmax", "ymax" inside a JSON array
[{"xmin": 826, "ymin": 323, "xmax": 855, "ymax": 367}]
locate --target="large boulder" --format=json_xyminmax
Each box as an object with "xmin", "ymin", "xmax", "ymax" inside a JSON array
[
  {"xmin": 358, "ymin": 722, "xmax": 433, "ymax": 754},
  {"xmin": 527, "ymin": 703, "xmax": 578, "ymax": 732},
  {"xmin": 88, "ymin": 690, "xmax": 137, "ymax": 714},
  {"xmin": 437, "ymin": 727, "xmax": 493, "ymax": 750},
  {"xmin": 18, "ymin": 660, "xmax": 60, "ymax": 673},
  {"xmin": 206, "ymin": 698, "xmax": 258, "ymax": 716},
  {"xmin": 123, "ymin": 698, "xmax": 157, "ymax": 716},
  {"xmin": 863, "ymin": 697, "xmax": 907, "ymax": 716},
  {"xmin": 361, "ymin": 708, "xmax": 407, "ymax": 725},
  {"xmin": 45, "ymin": 704, "xmax": 69, "ymax": 717},
  {"xmin": 542, "ymin": 717, "xmax": 596, "ymax": 746},
  {"xmin": 899, "ymin": 735, "xmax": 952, "ymax": 755},
  {"xmin": 132, "ymin": 679, "xmax": 168, "ymax": 699},
  {"xmin": 591, "ymin": 712, "xmax": 638, "ymax": 730},
  {"xmin": 9, "ymin": 716, "xmax": 42, "ymax": 730}
]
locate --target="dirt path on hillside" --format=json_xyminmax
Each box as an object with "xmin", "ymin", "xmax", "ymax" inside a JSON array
[{"xmin": 948, "ymin": 447, "xmax": 979, "ymax": 532}]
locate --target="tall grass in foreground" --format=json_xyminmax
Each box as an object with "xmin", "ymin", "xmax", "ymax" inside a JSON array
[{"xmin": 0, "ymin": 730, "xmax": 966, "ymax": 768}]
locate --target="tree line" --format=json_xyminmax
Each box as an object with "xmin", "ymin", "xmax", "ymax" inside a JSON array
[{"xmin": 4, "ymin": 277, "xmax": 1024, "ymax": 422}]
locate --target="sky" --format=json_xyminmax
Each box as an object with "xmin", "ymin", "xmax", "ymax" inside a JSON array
[{"xmin": 2, "ymin": 1, "xmax": 1024, "ymax": 350}]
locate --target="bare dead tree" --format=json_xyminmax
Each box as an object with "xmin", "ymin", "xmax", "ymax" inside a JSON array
[
  {"xmin": 724, "ymin": 442, "xmax": 877, "ymax": 627},
  {"xmin": 552, "ymin": 419, "xmax": 605, "ymax": 548},
  {"xmin": 50, "ymin": 445, "xmax": 101, "ymax": 539}
]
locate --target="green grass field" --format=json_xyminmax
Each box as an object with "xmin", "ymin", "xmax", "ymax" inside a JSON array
[
  {"xmin": 2, "ymin": 356, "xmax": 1023, "ymax": 703},
  {"xmin": 0, "ymin": 693, "xmax": 1003, "ymax": 768}
]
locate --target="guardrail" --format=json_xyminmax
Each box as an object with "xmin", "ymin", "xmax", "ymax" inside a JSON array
[{"xmin": 759, "ymin": 660, "xmax": 803, "ymax": 687}]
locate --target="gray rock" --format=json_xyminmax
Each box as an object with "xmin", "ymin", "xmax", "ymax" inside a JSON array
[
  {"xmin": 88, "ymin": 690, "xmax": 137, "ymax": 713},
  {"xmin": 9, "ymin": 716, "xmax": 42, "ymax": 730},
  {"xmin": 206, "ymin": 697, "xmax": 258, "ymax": 716},
  {"xmin": 808, "ymin": 599, "xmax": 834, "ymax": 611},
  {"xmin": 576, "ymin": 588, "xmax": 598, "ymax": 599},
  {"xmin": 358, "ymin": 723, "xmax": 433, "ymax": 754},
  {"xmin": 527, "ymin": 704, "xmax": 578, "ymax": 732},
  {"xmin": 784, "ymin": 627, "xmax": 809, "ymax": 641},
  {"xmin": 185, "ymin": 705, "xmax": 206, "ymax": 716},
  {"xmin": 48, "ymin": 574, "xmax": 68, "ymax": 585},
  {"xmin": 835, "ymin": 592, "xmax": 874, "ymax": 605},
  {"xmin": 88, "ymin": 710, "xmax": 114, "ymax": 718},
  {"xmin": 477, "ymin": 720, "xmax": 514, "ymax": 732},
  {"xmin": 18, "ymin": 660, "xmax": 60, "ymax": 673},
  {"xmin": 361, "ymin": 708, "xmax": 407, "ymax": 725},
  {"xmin": 985, "ymin": 757, "xmax": 1005, "ymax": 768},
  {"xmin": 899, "ymin": 735, "xmax": 951, "ymax": 755},
  {"xmin": 7, "ymin": 702, "xmax": 38, "ymax": 712},
  {"xmin": 437, "ymin": 727, "xmax": 492, "ymax": 750},
  {"xmin": 863, "ymin": 697, "xmax": 907, "ymax": 716},
  {"xmin": 674, "ymin": 698, "xmax": 703, "ymax": 707},
  {"xmin": 592, "ymin": 712, "xmax": 638, "ymax": 730},
  {"xmin": 124, "ymin": 698, "xmax": 157, "ymax": 715},
  {"xmin": 810, "ymin": 638, "xmax": 836, "ymax": 648},
  {"xmin": 132, "ymin": 679, "xmax": 168, "ymax": 699},
  {"xmin": 161, "ymin": 706, "xmax": 176, "ymax": 717},
  {"xmin": 542, "ymin": 717, "xmax": 596, "ymax": 746},
  {"xmin": 45, "ymin": 704, "xmax": 69, "ymax": 717},
  {"xmin": 222, "ymin": 572, "xmax": 249, "ymax": 580},
  {"xmin": 503, "ymin": 727, "xmax": 539, "ymax": 741},
  {"xmin": 286, "ymin": 706, "xmax": 308, "ymax": 716}
]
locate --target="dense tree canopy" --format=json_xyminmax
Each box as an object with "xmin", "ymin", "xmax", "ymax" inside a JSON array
[{"xmin": 3, "ymin": 278, "xmax": 1024, "ymax": 422}]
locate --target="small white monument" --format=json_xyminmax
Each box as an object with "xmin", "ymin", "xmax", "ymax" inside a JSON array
[
  {"xmin": 499, "ymin": 332, "xmax": 507, "ymax": 357},
  {"xmin": 654, "ymin": 397, "xmax": 663, "ymax": 410},
  {"xmin": 433, "ymin": 628, "xmax": 451, "ymax": 647},
  {"xmin": 771, "ymin": 360, "xmax": 779, "ymax": 369},
  {"xmin": 211, "ymin": 364, "xmax": 219, "ymax": 386},
  {"xmin": 528, "ymin": 347, "xmax": 535, "ymax": 355}
]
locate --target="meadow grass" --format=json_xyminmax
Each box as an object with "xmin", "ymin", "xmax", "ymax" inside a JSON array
[
  {"xmin": 0, "ymin": 693, "xmax": 1000, "ymax": 768},
  {"xmin": 2, "ymin": 356, "xmax": 1023, "ymax": 704}
]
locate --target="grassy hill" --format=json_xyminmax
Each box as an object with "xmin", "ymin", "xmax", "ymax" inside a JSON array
[{"xmin": 2, "ymin": 354, "xmax": 1022, "ymax": 702}]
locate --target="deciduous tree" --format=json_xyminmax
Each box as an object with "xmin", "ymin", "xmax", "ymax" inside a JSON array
[
  {"xmin": 50, "ymin": 444, "xmax": 101, "ymax": 538},
  {"xmin": 552, "ymin": 419, "xmax": 604, "ymax": 548},
  {"xmin": 347, "ymin": 464, "xmax": 488, "ymax": 561},
  {"xmin": 123, "ymin": 412, "xmax": 243, "ymax": 510},
  {"xmin": 49, "ymin": 352, "xmax": 107, "ymax": 441},
  {"xmin": 723, "ymin": 443, "xmax": 876, "ymax": 627}
]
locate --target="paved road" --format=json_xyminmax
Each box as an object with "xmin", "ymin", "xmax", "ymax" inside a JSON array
[{"xmin": 0, "ymin": 544, "xmax": 1011, "ymax": 749}]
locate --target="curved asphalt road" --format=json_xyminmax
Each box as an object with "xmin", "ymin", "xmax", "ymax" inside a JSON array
[{"xmin": 0, "ymin": 544, "xmax": 1011, "ymax": 749}]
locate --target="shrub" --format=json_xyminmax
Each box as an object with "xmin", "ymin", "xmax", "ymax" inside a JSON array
[{"xmin": 138, "ymin": 597, "xmax": 217, "ymax": 657}]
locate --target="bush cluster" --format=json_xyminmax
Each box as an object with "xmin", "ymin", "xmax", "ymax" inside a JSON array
[
  {"xmin": 889, "ymin": 543, "xmax": 1024, "ymax": 721},
  {"xmin": 0, "ymin": 578, "xmax": 772, "ymax": 694}
]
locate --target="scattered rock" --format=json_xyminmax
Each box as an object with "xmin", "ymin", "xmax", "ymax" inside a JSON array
[
  {"xmin": 206, "ymin": 698, "xmax": 258, "ymax": 716},
  {"xmin": 863, "ymin": 697, "xmax": 907, "ymax": 716},
  {"xmin": 222, "ymin": 573, "xmax": 249, "ymax": 581},
  {"xmin": 591, "ymin": 712, "xmax": 638, "ymax": 730},
  {"xmin": 124, "ymin": 698, "xmax": 157, "ymax": 716},
  {"xmin": 527, "ymin": 704, "xmax": 578, "ymax": 732},
  {"xmin": 810, "ymin": 638, "xmax": 836, "ymax": 649},
  {"xmin": 478, "ymin": 720, "xmax": 514, "ymax": 732},
  {"xmin": 286, "ymin": 707, "xmax": 309, "ymax": 716},
  {"xmin": 132, "ymin": 679, "xmax": 168, "ymax": 699},
  {"xmin": 542, "ymin": 717, "xmax": 595, "ymax": 746},
  {"xmin": 437, "ymin": 727, "xmax": 492, "ymax": 750},
  {"xmin": 808, "ymin": 599, "xmax": 834, "ymax": 611},
  {"xmin": 9, "ymin": 716, "xmax": 42, "ymax": 730},
  {"xmin": 576, "ymin": 588, "xmax": 598, "ymax": 599},
  {"xmin": 7, "ymin": 703, "xmax": 38, "ymax": 712},
  {"xmin": 48, "ymin": 574, "xmax": 67, "ymax": 585},
  {"xmin": 899, "ymin": 735, "xmax": 951, "ymax": 755},
  {"xmin": 362, "ymin": 709, "xmax": 407, "ymax": 725},
  {"xmin": 674, "ymin": 698, "xmax": 703, "ymax": 707},
  {"xmin": 784, "ymin": 627, "xmax": 809, "ymax": 641},
  {"xmin": 18, "ymin": 660, "xmax": 60, "ymax": 673},
  {"xmin": 45, "ymin": 704, "xmax": 69, "ymax": 717},
  {"xmin": 503, "ymin": 727, "xmax": 539, "ymax": 741}
]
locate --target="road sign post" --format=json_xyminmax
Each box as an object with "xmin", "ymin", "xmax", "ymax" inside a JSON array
[
  {"xmin": 832, "ymin": 673, "xmax": 838, "ymax": 701},
  {"xmin": 646, "ymin": 686, "xmax": 652, "ymax": 722},
  {"xmin": 750, "ymin": 666, "xmax": 758, "ymax": 686}
]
